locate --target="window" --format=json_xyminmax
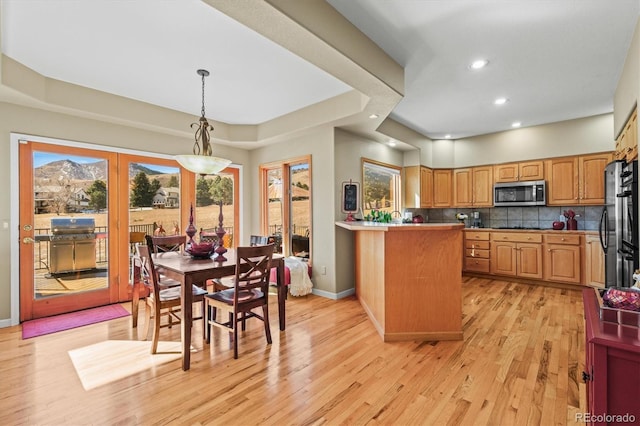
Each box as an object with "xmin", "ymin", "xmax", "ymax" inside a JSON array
[
  {"xmin": 260, "ymin": 156, "xmax": 311, "ymax": 260},
  {"xmin": 362, "ymin": 158, "xmax": 401, "ymax": 217},
  {"xmin": 194, "ymin": 168, "xmax": 239, "ymax": 248}
]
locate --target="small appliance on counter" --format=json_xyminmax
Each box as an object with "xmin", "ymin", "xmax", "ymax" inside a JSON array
[{"xmin": 471, "ymin": 211, "xmax": 482, "ymax": 228}]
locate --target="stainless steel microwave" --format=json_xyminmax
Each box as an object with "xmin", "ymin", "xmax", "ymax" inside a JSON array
[{"xmin": 493, "ymin": 180, "xmax": 546, "ymax": 207}]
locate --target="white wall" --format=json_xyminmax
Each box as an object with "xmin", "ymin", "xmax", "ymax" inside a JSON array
[
  {"xmin": 334, "ymin": 129, "xmax": 404, "ymax": 295},
  {"xmin": 431, "ymin": 113, "xmax": 614, "ymax": 168},
  {"xmin": 249, "ymin": 126, "xmax": 337, "ymax": 295}
]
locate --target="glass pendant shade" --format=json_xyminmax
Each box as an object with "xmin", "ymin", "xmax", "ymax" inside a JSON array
[
  {"xmin": 175, "ymin": 154, "xmax": 231, "ymax": 175},
  {"xmin": 175, "ymin": 69, "xmax": 231, "ymax": 176}
]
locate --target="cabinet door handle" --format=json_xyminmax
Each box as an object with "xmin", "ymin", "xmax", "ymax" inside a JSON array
[
  {"xmin": 527, "ymin": 237, "xmax": 532, "ymax": 240},
  {"xmin": 582, "ymin": 371, "xmax": 592, "ymax": 382},
  {"xmin": 561, "ymin": 237, "xmax": 565, "ymax": 241},
  {"xmin": 547, "ymin": 249, "xmax": 552, "ymax": 252}
]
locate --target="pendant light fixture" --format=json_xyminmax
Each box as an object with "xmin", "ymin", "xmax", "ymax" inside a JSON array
[{"xmin": 175, "ymin": 69, "xmax": 231, "ymax": 175}]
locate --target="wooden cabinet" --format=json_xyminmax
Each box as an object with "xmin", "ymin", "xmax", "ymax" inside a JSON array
[
  {"xmin": 404, "ymin": 166, "xmax": 433, "ymax": 208},
  {"xmin": 585, "ymin": 234, "xmax": 605, "ymax": 288},
  {"xmin": 490, "ymin": 232, "xmax": 542, "ymax": 279},
  {"xmin": 615, "ymin": 108, "xmax": 637, "ymax": 162},
  {"xmin": 579, "ymin": 153, "xmax": 613, "ymax": 205},
  {"xmin": 543, "ymin": 234, "xmax": 581, "ymax": 284},
  {"xmin": 494, "ymin": 160, "xmax": 544, "ymax": 183},
  {"xmin": 433, "ymin": 169, "xmax": 453, "ymax": 207},
  {"xmin": 472, "ymin": 166, "xmax": 493, "ymax": 206},
  {"xmin": 546, "ymin": 153, "xmax": 612, "ymax": 205},
  {"xmin": 546, "ymin": 156, "xmax": 579, "ymax": 205},
  {"xmin": 464, "ymin": 230, "xmax": 490, "ymax": 273},
  {"xmin": 583, "ymin": 288, "xmax": 640, "ymax": 425},
  {"xmin": 453, "ymin": 168, "xmax": 473, "ymax": 207},
  {"xmin": 453, "ymin": 166, "xmax": 493, "ymax": 207}
]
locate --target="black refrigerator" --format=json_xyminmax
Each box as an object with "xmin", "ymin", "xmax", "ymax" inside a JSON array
[{"xmin": 599, "ymin": 160, "xmax": 638, "ymax": 288}]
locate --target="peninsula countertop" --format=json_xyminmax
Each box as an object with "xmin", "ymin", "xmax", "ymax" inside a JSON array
[{"xmin": 335, "ymin": 221, "xmax": 465, "ymax": 231}]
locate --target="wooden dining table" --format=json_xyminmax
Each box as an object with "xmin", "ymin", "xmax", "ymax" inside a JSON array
[{"xmin": 152, "ymin": 250, "xmax": 286, "ymax": 371}]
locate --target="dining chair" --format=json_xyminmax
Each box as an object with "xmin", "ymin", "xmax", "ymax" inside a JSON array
[
  {"xmin": 205, "ymin": 244, "xmax": 274, "ymax": 359},
  {"xmin": 249, "ymin": 235, "xmax": 269, "ymax": 246},
  {"xmin": 137, "ymin": 244, "xmax": 208, "ymax": 354},
  {"xmin": 199, "ymin": 227, "xmax": 219, "ymax": 245},
  {"xmin": 146, "ymin": 234, "xmax": 187, "ymax": 253}
]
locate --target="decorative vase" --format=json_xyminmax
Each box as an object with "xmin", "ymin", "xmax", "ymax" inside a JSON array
[
  {"xmin": 185, "ymin": 203, "xmax": 197, "ymax": 246},
  {"xmin": 567, "ymin": 218, "xmax": 577, "ymax": 230},
  {"xmin": 214, "ymin": 201, "xmax": 227, "ymax": 261}
]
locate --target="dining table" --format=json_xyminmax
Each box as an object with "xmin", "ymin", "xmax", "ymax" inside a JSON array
[{"xmin": 152, "ymin": 249, "xmax": 286, "ymax": 371}]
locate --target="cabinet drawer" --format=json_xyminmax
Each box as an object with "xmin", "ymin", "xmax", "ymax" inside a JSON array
[
  {"xmin": 544, "ymin": 234, "xmax": 580, "ymax": 245},
  {"xmin": 465, "ymin": 231, "xmax": 489, "ymax": 241},
  {"xmin": 465, "ymin": 248, "xmax": 489, "ymax": 258},
  {"xmin": 465, "ymin": 257, "xmax": 490, "ymax": 273},
  {"xmin": 465, "ymin": 240, "xmax": 489, "ymax": 250},
  {"xmin": 492, "ymin": 232, "xmax": 542, "ymax": 243}
]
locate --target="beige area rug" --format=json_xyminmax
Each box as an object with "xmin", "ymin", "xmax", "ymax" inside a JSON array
[{"xmin": 68, "ymin": 340, "xmax": 182, "ymax": 390}]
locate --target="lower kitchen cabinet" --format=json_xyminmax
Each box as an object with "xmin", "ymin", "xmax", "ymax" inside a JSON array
[
  {"xmin": 490, "ymin": 232, "xmax": 542, "ymax": 279},
  {"xmin": 464, "ymin": 230, "xmax": 490, "ymax": 273},
  {"xmin": 585, "ymin": 234, "xmax": 605, "ymax": 288},
  {"xmin": 543, "ymin": 234, "xmax": 581, "ymax": 284},
  {"xmin": 583, "ymin": 288, "xmax": 640, "ymax": 425}
]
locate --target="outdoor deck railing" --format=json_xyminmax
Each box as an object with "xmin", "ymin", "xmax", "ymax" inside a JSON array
[{"xmin": 33, "ymin": 224, "xmax": 233, "ymax": 271}]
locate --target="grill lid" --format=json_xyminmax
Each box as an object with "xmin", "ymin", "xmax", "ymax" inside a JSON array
[{"xmin": 51, "ymin": 217, "xmax": 96, "ymax": 234}]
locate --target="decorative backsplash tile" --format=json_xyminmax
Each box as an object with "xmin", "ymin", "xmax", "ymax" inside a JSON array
[{"xmin": 405, "ymin": 205, "xmax": 603, "ymax": 231}]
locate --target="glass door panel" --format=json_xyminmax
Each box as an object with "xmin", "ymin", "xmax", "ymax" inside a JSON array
[
  {"xmin": 266, "ymin": 168, "xmax": 284, "ymax": 253},
  {"xmin": 195, "ymin": 169, "xmax": 237, "ymax": 247},
  {"xmin": 19, "ymin": 141, "xmax": 117, "ymax": 320},
  {"xmin": 290, "ymin": 162, "xmax": 310, "ymax": 258}
]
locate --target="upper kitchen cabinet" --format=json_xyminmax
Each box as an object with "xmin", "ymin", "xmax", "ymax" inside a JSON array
[
  {"xmin": 615, "ymin": 107, "xmax": 637, "ymax": 162},
  {"xmin": 579, "ymin": 152, "xmax": 613, "ymax": 204},
  {"xmin": 545, "ymin": 153, "xmax": 612, "ymax": 205},
  {"xmin": 433, "ymin": 169, "xmax": 453, "ymax": 207},
  {"xmin": 453, "ymin": 166, "xmax": 493, "ymax": 207},
  {"xmin": 404, "ymin": 166, "xmax": 433, "ymax": 208},
  {"xmin": 454, "ymin": 168, "xmax": 473, "ymax": 206},
  {"xmin": 494, "ymin": 160, "xmax": 544, "ymax": 183}
]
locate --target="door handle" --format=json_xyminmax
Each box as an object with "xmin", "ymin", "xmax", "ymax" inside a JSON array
[{"xmin": 23, "ymin": 237, "xmax": 35, "ymax": 244}]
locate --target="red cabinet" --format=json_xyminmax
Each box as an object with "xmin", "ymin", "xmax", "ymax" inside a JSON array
[{"xmin": 583, "ymin": 289, "xmax": 640, "ymax": 425}]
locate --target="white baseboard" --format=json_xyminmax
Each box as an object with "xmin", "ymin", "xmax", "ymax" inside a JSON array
[{"xmin": 311, "ymin": 287, "xmax": 355, "ymax": 300}]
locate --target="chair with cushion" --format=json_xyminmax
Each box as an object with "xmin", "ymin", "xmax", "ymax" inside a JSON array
[
  {"xmin": 205, "ymin": 244, "xmax": 274, "ymax": 359},
  {"xmin": 137, "ymin": 244, "xmax": 208, "ymax": 354}
]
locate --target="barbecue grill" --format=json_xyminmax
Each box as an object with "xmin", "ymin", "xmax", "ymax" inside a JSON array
[{"xmin": 49, "ymin": 217, "xmax": 97, "ymax": 274}]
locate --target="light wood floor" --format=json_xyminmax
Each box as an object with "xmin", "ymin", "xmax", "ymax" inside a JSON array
[{"xmin": 0, "ymin": 276, "xmax": 587, "ymax": 425}]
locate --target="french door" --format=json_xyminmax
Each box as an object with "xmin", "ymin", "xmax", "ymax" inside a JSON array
[
  {"xmin": 260, "ymin": 156, "xmax": 312, "ymax": 261},
  {"xmin": 19, "ymin": 141, "xmax": 119, "ymax": 320}
]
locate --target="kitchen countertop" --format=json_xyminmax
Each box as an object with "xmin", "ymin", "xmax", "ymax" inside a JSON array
[
  {"xmin": 336, "ymin": 221, "xmax": 464, "ymax": 231},
  {"xmin": 462, "ymin": 227, "xmax": 597, "ymax": 235}
]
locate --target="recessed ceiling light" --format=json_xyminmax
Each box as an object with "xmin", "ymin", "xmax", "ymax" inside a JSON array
[
  {"xmin": 469, "ymin": 59, "xmax": 489, "ymax": 70},
  {"xmin": 445, "ymin": 134, "xmax": 452, "ymax": 139},
  {"xmin": 494, "ymin": 97, "xmax": 508, "ymax": 105},
  {"xmin": 388, "ymin": 140, "xmax": 397, "ymax": 147},
  {"xmin": 369, "ymin": 113, "xmax": 379, "ymax": 119},
  {"xmin": 512, "ymin": 122, "xmax": 522, "ymax": 128}
]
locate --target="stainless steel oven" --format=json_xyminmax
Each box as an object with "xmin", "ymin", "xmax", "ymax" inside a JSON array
[{"xmin": 493, "ymin": 180, "xmax": 546, "ymax": 207}]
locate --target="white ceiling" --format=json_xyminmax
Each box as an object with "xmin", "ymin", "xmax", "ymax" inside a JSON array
[{"xmin": 2, "ymin": 0, "xmax": 639, "ymax": 142}]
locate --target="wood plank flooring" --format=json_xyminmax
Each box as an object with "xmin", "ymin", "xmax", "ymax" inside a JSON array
[{"xmin": 0, "ymin": 276, "xmax": 587, "ymax": 425}]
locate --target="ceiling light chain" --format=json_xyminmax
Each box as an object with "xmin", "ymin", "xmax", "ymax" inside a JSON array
[{"xmin": 175, "ymin": 69, "xmax": 231, "ymax": 176}]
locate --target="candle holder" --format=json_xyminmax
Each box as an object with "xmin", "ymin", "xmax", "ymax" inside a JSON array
[
  {"xmin": 214, "ymin": 201, "xmax": 227, "ymax": 261},
  {"xmin": 185, "ymin": 203, "xmax": 197, "ymax": 246}
]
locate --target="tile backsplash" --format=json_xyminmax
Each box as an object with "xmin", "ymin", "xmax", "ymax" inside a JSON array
[{"xmin": 406, "ymin": 205, "xmax": 603, "ymax": 231}]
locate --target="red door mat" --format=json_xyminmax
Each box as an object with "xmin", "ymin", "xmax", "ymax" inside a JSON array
[{"xmin": 22, "ymin": 305, "xmax": 130, "ymax": 339}]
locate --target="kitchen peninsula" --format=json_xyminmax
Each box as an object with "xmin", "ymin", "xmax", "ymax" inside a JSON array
[{"xmin": 336, "ymin": 221, "xmax": 464, "ymax": 342}]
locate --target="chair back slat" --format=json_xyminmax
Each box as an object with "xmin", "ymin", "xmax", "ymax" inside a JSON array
[
  {"xmin": 136, "ymin": 244, "xmax": 161, "ymax": 301},
  {"xmin": 233, "ymin": 244, "xmax": 274, "ymax": 303}
]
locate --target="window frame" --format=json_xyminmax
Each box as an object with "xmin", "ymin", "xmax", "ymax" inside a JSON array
[{"xmin": 361, "ymin": 157, "xmax": 402, "ymax": 216}]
